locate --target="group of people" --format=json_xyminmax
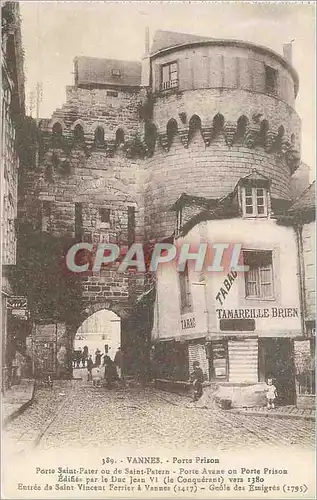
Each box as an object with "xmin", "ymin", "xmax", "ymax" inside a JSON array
[{"xmin": 72, "ymin": 345, "xmax": 123, "ymax": 389}]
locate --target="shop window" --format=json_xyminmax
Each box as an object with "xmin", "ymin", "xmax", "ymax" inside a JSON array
[
  {"xmin": 265, "ymin": 65, "xmax": 278, "ymax": 95},
  {"xmin": 161, "ymin": 61, "xmax": 178, "ymax": 91},
  {"xmin": 99, "ymin": 207, "xmax": 110, "ymax": 223},
  {"xmin": 179, "ymin": 263, "xmax": 193, "ymax": 314},
  {"xmin": 242, "ymin": 185, "xmax": 269, "ymax": 217},
  {"xmin": 243, "ymin": 250, "xmax": 274, "ymax": 300},
  {"xmin": 75, "ymin": 202, "xmax": 83, "ymax": 241},
  {"xmin": 206, "ymin": 341, "xmax": 229, "ymax": 380}
]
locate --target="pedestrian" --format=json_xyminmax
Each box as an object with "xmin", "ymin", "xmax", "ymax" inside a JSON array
[
  {"xmin": 72, "ymin": 349, "xmax": 77, "ymax": 368},
  {"xmin": 190, "ymin": 361, "xmax": 204, "ymax": 402},
  {"xmin": 103, "ymin": 354, "xmax": 118, "ymax": 388},
  {"xmin": 87, "ymin": 355, "xmax": 93, "ymax": 382},
  {"xmin": 114, "ymin": 347, "xmax": 123, "ymax": 379},
  {"xmin": 265, "ymin": 377, "xmax": 277, "ymax": 409},
  {"xmin": 93, "ymin": 367, "xmax": 102, "ymax": 388},
  {"xmin": 82, "ymin": 345, "xmax": 89, "ymax": 367},
  {"xmin": 76, "ymin": 348, "xmax": 82, "ymax": 368},
  {"xmin": 94, "ymin": 348, "xmax": 102, "ymax": 367}
]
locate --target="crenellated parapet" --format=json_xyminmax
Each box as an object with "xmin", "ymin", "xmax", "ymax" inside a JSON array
[{"xmin": 144, "ymin": 113, "xmax": 301, "ymax": 173}]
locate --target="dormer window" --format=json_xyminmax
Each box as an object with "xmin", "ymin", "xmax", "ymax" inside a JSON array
[
  {"xmin": 111, "ymin": 68, "xmax": 121, "ymax": 77},
  {"xmin": 239, "ymin": 169, "xmax": 271, "ymax": 219},
  {"xmin": 161, "ymin": 61, "xmax": 178, "ymax": 91},
  {"xmin": 242, "ymin": 186, "xmax": 268, "ymax": 217}
]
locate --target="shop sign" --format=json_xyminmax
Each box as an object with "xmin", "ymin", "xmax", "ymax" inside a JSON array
[
  {"xmin": 6, "ymin": 296, "xmax": 27, "ymax": 309},
  {"xmin": 181, "ymin": 317, "xmax": 196, "ymax": 330},
  {"xmin": 11, "ymin": 308, "xmax": 28, "ymax": 320}
]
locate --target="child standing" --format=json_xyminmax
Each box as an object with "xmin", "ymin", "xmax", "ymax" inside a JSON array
[
  {"xmin": 265, "ymin": 377, "xmax": 277, "ymax": 409},
  {"xmin": 87, "ymin": 355, "xmax": 93, "ymax": 382},
  {"xmin": 93, "ymin": 368, "xmax": 102, "ymax": 388},
  {"xmin": 190, "ymin": 361, "xmax": 204, "ymax": 402}
]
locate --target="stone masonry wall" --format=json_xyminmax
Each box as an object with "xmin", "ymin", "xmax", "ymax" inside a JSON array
[{"xmin": 144, "ymin": 130, "xmax": 295, "ymax": 240}]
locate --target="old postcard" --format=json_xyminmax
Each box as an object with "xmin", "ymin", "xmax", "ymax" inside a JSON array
[{"xmin": 1, "ymin": 1, "xmax": 315, "ymax": 498}]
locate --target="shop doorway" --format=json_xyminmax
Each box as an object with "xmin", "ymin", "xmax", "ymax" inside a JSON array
[{"xmin": 259, "ymin": 338, "xmax": 296, "ymax": 405}]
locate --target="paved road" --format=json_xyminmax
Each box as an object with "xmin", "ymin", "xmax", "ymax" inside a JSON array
[{"xmin": 3, "ymin": 377, "xmax": 315, "ymax": 456}]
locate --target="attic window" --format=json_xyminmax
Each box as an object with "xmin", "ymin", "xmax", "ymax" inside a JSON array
[{"xmin": 111, "ymin": 68, "xmax": 121, "ymax": 77}]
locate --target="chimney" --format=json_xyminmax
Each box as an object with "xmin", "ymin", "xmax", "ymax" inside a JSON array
[{"xmin": 283, "ymin": 43, "xmax": 293, "ymax": 64}]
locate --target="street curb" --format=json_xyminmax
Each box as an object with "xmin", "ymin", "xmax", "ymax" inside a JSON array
[
  {"xmin": 3, "ymin": 380, "xmax": 36, "ymax": 428},
  {"xmin": 229, "ymin": 408, "xmax": 315, "ymax": 421}
]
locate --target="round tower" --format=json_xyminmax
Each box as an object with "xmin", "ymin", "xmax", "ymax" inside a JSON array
[{"xmin": 144, "ymin": 34, "xmax": 301, "ymax": 240}]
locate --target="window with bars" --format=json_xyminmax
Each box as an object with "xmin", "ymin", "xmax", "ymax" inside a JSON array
[
  {"xmin": 242, "ymin": 186, "xmax": 268, "ymax": 217},
  {"xmin": 243, "ymin": 250, "xmax": 274, "ymax": 300},
  {"xmin": 161, "ymin": 61, "xmax": 178, "ymax": 91},
  {"xmin": 179, "ymin": 263, "xmax": 193, "ymax": 314}
]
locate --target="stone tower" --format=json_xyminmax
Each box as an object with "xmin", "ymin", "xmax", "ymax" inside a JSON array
[{"xmin": 143, "ymin": 31, "xmax": 301, "ymax": 240}]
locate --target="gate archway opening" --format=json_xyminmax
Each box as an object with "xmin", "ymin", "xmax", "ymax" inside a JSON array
[{"xmin": 73, "ymin": 309, "xmax": 121, "ymax": 371}]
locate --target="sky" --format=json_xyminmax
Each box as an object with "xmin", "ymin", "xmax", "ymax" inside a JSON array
[{"xmin": 20, "ymin": 1, "xmax": 315, "ymax": 168}]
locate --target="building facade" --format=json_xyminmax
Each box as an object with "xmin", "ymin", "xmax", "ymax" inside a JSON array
[
  {"xmin": 1, "ymin": 1, "xmax": 26, "ymax": 390},
  {"xmin": 19, "ymin": 30, "xmax": 314, "ymax": 402}
]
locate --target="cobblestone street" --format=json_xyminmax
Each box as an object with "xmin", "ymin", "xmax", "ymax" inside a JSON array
[{"xmin": 3, "ymin": 377, "xmax": 315, "ymax": 457}]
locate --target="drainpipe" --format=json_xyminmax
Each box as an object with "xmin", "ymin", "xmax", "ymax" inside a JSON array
[{"xmin": 295, "ymin": 224, "xmax": 306, "ymax": 335}]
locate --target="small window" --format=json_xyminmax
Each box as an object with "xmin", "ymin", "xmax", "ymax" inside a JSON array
[
  {"xmin": 243, "ymin": 250, "xmax": 274, "ymax": 300},
  {"xmin": 265, "ymin": 65, "xmax": 278, "ymax": 95},
  {"xmin": 242, "ymin": 186, "xmax": 268, "ymax": 217},
  {"xmin": 99, "ymin": 208, "xmax": 110, "ymax": 223},
  {"xmin": 111, "ymin": 68, "xmax": 121, "ymax": 77},
  {"xmin": 161, "ymin": 61, "xmax": 178, "ymax": 91},
  {"xmin": 179, "ymin": 263, "xmax": 193, "ymax": 314}
]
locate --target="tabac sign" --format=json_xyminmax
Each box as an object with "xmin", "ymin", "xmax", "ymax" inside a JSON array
[{"xmin": 6, "ymin": 296, "xmax": 28, "ymax": 309}]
